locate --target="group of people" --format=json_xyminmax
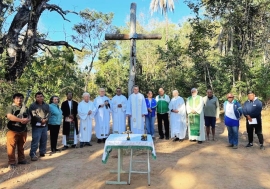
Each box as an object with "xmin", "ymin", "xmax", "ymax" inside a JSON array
[{"xmin": 6, "ymin": 86, "xmax": 265, "ymax": 169}]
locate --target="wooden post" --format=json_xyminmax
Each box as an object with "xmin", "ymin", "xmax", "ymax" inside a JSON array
[
  {"xmin": 128, "ymin": 3, "xmax": 137, "ymax": 97},
  {"xmin": 105, "ymin": 3, "xmax": 162, "ymax": 96}
]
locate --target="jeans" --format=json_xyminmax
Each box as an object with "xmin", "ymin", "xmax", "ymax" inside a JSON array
[
  {"xmin": 30, "ymin": 126, "xmax": 48, "ymax": 157},
  {"xmin": 6, "ymin": 130, "xmax": 27, "ymax": 164},
  {"xmin": 227, "ymin": 126, "xmax": 239, "ymax": 145},
  {"xmin": 145, "ymin": 116, "xmax": 155, "ymax": 136}
]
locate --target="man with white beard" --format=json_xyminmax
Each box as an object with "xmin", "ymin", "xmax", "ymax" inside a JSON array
[
  {"xmin": 94, "ymin": 88, "xmax": 111, "ymax": 143},
  {"xmin": 111, "ymin": 88, "xmax": 127, "ymax": 134},
  {"xmin": 78, "ymin": 93, "xmax": 96, "ymax": 148},
  {"xmin": 126, "ymin": 85, "xmax": 148, "ymax": 134},
  {"xmin": 169, "ymin": 90, "xmax": 187, "ymax": 142}
]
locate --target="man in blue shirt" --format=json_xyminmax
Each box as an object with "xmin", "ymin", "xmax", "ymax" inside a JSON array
[{"xmin": 243, "ymin": 91, "xmax": 264, "ymax": 149}]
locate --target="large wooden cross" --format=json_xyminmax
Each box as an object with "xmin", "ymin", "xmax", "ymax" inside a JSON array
[{"xmin": 105, "ymin": 3, "xmax": 162, "ymax": 96}]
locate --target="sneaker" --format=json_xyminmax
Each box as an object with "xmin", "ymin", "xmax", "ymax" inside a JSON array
[
  {"xmin": 227, "ymin": 144, "xmax": 233, "ymax": 147},
  {"xmin": 31, "ymin": 156, "xmax": 38, "ymax": 161},
  {"xmin": 232, "ymin": 145, "xmax": 238, "ymax": 149},
  {"xmin": 260, "ymin": 144, "xmax": 265, "ymax": 150},
  {"xmin": 9, "ymin": 164, "xmax": 16, "ymax": 169},
  {"xmin": 246, "ymin": 143, "xmax": 253, "ymax": 147},
  {"xmin": 18, "ymin": 160, "xmax": 29, "ymax": 164}
]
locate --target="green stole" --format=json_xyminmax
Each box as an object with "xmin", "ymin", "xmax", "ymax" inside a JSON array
[{"xmin": 188, "ymin": 96, "xmax": 201, "ymax": 136}]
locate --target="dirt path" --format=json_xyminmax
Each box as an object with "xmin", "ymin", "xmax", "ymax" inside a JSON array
[{"xmin": 1, "ymin": 115, "xmax": 270, "ymax": 189}]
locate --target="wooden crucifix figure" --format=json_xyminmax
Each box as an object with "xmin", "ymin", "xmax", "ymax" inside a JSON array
[{"xmin": 105, "ymin": 3, "xmax": 162, "ymax": 96}]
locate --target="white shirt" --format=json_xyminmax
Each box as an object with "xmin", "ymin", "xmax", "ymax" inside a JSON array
[{"xmin": 226, "ymin": 102, "xmax": 237, "ymax": 120}]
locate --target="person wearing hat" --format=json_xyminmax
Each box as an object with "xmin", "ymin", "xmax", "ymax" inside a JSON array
[{"xmin": 243, "ymin": 90, "xmax": 264, "ymax": 149}]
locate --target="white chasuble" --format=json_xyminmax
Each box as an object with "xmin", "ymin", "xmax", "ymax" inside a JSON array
[
  {"xmin": 78, "ymin": 100, "xmax": 96, "ymax": 142},
  {"xmin": 126, "ymin": 93, "xmax": 148, "ymax": 134},
  {"xmin": 94, "ymin": 96, "xmax": 111, "ymax": 139},
  {"xmin": 111, "ymin": 95, "xmax": 127, "ymax": 134},
  {"xmin": 169, "ymin": 96, "xmax": 187, "ymax": 139}
]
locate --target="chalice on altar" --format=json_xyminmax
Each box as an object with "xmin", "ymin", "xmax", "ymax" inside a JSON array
[
  {"xmin": 123, "ymin": 126, "xmax": 132, "ymax": 140},
  {"xmin": 141, "ymin": 134, "xmax": 147, "ymax": 141}
]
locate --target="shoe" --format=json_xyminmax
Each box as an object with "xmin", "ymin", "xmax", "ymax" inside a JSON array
[
  {"xmin": 18, "ymin": 160, "xmax": 29, "ymax": 164},
  {"xmin": 246, "ymin": 143, "xmax": 253, "ymax": 147},
  {"xmin": 198, "ymin": 141, "xmax": 202, "ymax": 144},
  {"xmin": 85, "ymin": 142, "xmax": 92, "ymax": 146},
  {"xmin": 173, "ymin": 137, "xmax": 179, "ymax": 142},
  {"xmin": 40, "ymin": 154, "xmax": 45, "ymax": 157},
  {"xmin": 62, "ymin": 145, "xmax": 69, "ymax": 150},
  {"xmin": 165, "ymin": 137, "xmax": 169, "ymax": 140},
  {"xmin": 97, "ymin": 139, "xmax": 102, "ymax": 143},
  {"xmin": 31, "ymin": 156, "xmax": 38, "ymax": 161},
  {"xmin": 232, "ymin": 145, "xmax": 238, "ymax": 149},
  {"xmin": 179, "ymin": 139, "xmax": 184, "ymax": 142},
  {"xmin": 190, "ymin": 140, "xmax": 197, "ymax": 142},
  {"xmin": 227, "ymin": 144, "xmax": 233, "ymax": 147},
  {"xmin": 55, "ymin": 149, "xmax": 60, "ymax": 151},
  {"xmin": 71, "ymin": 144, "xmax": 77, "ymax": 148},
  {"xmin": 159, "ymin": 136, "xmax": 164, "ymax": 139},
  {"xmin": 260, "ymin": 144, "xmax": 265, "ymax": 150},
  {"xmin": 9, "ymin": 164, "xmax": 16, "ymax": 169},
  {"xmin": 80, "ymin": 142, "xmax": 85, "ymax": 148},
  {"xmin": 103, "ymin": 138, "xmax": 107, "ymax": 143}
]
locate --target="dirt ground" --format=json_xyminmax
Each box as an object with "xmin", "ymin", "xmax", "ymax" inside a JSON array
[{"xmin": 0, "ymin": 112, "xmax": 270, "ymax": 189}]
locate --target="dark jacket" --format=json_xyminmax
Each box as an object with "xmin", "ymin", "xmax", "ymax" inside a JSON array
[
  {"xmin": 61, "ymin": 100, "xmax": 78, "ymax": 135},
  {"xmin": 29, "ymin": 102, "xmax": 50, "ymax": 127},
  {"xmin": 242, "ymin": 97, "xmax": 262, "ymax": 119}
]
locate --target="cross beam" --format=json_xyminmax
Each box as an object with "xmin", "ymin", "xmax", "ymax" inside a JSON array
[{"xmin": 105, "ymin": 3, "xmax": 162, "ymax": 96}]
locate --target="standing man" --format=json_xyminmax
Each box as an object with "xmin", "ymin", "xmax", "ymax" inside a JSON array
[
  {"xmin": 203, "ymin": 89, "xmax": 220, "ymax": 141},
  {"xmin": 94, "ymin": 88, "xmax": 111, "ymax": 143},
  {"xmin": 126, "ymin": 85, "xmax": 148, "ymax": 134},
  {"xmin": 156, "ymin": 88, "xmax": 170, "ymax": 140},
  {"xmin": 169, "ymin": 90, "xmax": 187, "ymax": 142},
  {"xmin": 61, "ymin": 92, "xmax": 79, "ymax": 149},
  {"xmin": 6, "ymin": 93, "xmax": 30, "ymax": 168},
  {"xmin": 243, "ymin": 91, "xmax": 264, "ymax": 149},
  {"xmin": 111, "ymin": 88, "xmax": 127, "ymax": 134},
  {"xmin": 78, "ymin": 93, "xmax": 96, "ymax": 148},
  {"xmin": 29, "ymin": 92, "xmax": 50, "ymax": 161},
  {"xmin": 186, "ymin": 88, "xmax": 205, "ymax": 144},
  {"xmin": 224, "ymin": 93, "xmax": 242, "ymax": 149}
]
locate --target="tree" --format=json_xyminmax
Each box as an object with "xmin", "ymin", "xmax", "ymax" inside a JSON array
[
  {"xmin": 72, "ymin": 9, "xmax": 115, "ymax": 91},
  {"xmin": 0, "ymin": 0, "xmax": 80, "ymax": 81}
]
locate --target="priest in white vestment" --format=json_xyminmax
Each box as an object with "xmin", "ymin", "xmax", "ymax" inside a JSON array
[
  {"xmin": 94, "ymin": 88, "xmax": 111, "ymax": 143},
  {"xmin": 126, "ymin": 85, "xmax": 148, "ymax": 134},
  {"xmin": 169, "ymin": 90, "xmax": 187, "ymax": 142},
  {"xmin": 111, "ymin": 88, "xmax": 127, "ymax": 134},
  {"xmin": 78, "ymin": 93, "xmax": 96, "ymax": 148},
  {"xmin": 186, "ymin": 88, "xmax": 205, "ymax": 143}
]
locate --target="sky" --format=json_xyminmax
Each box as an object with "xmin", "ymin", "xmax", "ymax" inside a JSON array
[{"xmin": 39, "ymin": 0, "xmax": 193, "ymax": 44}]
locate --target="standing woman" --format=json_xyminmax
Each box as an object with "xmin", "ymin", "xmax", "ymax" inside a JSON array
[
  {"xmin": 48, "ymin": 96, "xmax": 62, "ymax": 153},
  {"xmin": 145, "ymin": 91, "xmax": 157, "ymax": 138}
]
